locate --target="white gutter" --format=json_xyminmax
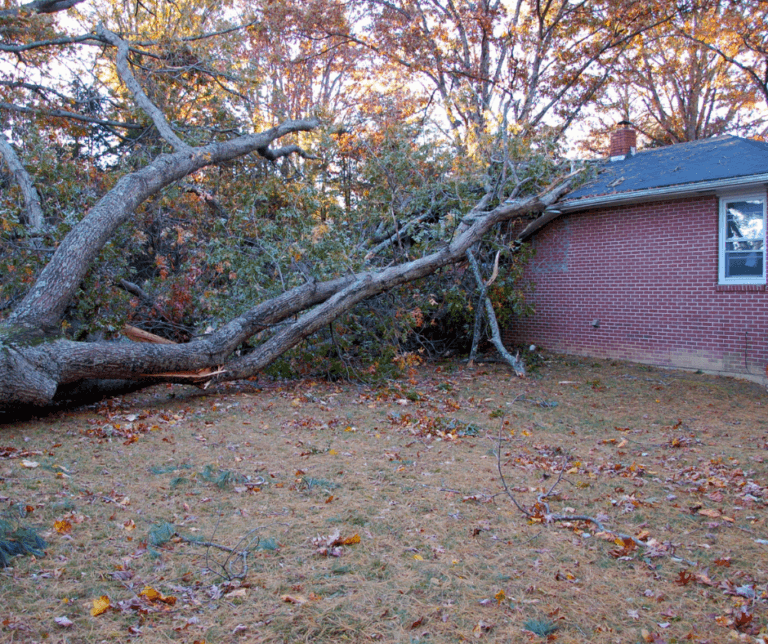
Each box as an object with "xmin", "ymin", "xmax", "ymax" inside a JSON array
[{"xmin": 519, "ymin": 172, "xmax": 768, "ymax": 240}]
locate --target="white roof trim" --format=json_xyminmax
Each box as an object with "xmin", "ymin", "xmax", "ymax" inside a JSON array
[{"xmin": 558, "ymin": 172, "xmax": 768, "ymax": 213}]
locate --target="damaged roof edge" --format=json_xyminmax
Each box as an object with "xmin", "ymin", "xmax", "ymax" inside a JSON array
[{"xmin": 518, "ymin": 172, "xmax": 768, "ymax": 241}]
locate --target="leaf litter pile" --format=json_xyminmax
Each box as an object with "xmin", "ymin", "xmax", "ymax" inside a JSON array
[{"xmin": 0, "ymin": 355, "xmax": 767, "ymax": 643}]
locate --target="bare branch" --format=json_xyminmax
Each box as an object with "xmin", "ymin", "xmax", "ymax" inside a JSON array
[
  {"xmin": 466, "ymin": 248, "xmax": 524, "ymax": 376},
  {"xmin": 0, "ymin": 33, "xmax": 98, "ymax": 53},
  {"xmin": 96, "ymin": 24, "xmax": 190, "ymax": 152},
  {"xmin": 0, "ymin": 101, "xmax": 144, "ymax": 130},
  {"xmin": 0, "ymin": 132, "xmax": 44, "ymax": 231}
]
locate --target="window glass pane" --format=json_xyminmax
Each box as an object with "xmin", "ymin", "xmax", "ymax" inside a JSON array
[
  {"xmin": 726, "ymin": 200, "xmax": 764, "ymax": 241},
  {"xmin": 726, "ymin": 240, "xmax": 764, "ymax": 252},
  {"xmin": 726, "ymin": 251, "xmax": 764, "ymax": 277}
]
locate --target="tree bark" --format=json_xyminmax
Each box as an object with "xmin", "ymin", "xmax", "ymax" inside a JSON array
[{"xmin": 0, "ymin": 133, "xmax": 44, "ymax": 231}]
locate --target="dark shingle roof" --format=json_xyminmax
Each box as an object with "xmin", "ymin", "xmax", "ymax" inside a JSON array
[{"xmin": 564, "ymin": 135, "xmax": 768, "ymax": 204}]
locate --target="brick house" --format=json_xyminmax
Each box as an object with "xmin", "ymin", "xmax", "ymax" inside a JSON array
[{"xmin": 505, "ymin": 125, "xmax": 768, "ymax": 383}]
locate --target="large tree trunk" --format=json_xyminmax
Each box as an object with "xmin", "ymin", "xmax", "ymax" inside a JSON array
[{"xmin": 0, "ymin": 165, "xmax": 576, "ymax": 410}]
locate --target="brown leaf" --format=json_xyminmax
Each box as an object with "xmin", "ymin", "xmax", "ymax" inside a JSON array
[
  {"xmin": 733, "ymin": 607, "xmax": 753, "ymax": 632},
  {"xmin": 675, "ymin": 570, "xmax": 695, "ymax": 586},
  {"xmin": 697, "ymin": 508, "xmax": 721, "ymax": 519},
  {"xmin": 281, "ymin": 594, "xmax": 307, "ymax": 605}
]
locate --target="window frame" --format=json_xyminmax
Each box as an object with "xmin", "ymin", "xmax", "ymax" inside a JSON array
[{"xmin": 718, "ymin": 191, "xmax": 767, "ymax": 285}]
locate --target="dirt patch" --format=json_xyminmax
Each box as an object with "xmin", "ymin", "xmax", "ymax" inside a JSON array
[{"xmin": 0, "ymin": 354, "xmax": 767, "ymax": 643}]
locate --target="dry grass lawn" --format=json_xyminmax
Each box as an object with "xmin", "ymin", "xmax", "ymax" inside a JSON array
[{"xmin": 0, "ymin": 354, "xmax": 767, "ymax": 643}]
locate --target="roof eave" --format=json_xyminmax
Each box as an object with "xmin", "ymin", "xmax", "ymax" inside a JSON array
[
  {"xmin": 517, "ymin": 172, "xmax": 768, "ymax": 241},
  {"xmin": 558, "ymin": 172, "xmax": 768, "ymax": 213}
]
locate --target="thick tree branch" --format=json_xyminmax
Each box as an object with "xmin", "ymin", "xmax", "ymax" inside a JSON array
[
  {"xmin": 0, "ymin": 132, "xmax": 44, "ymax": 231},
  {"xmin": 96, "ymin": 24, "xmax": 190, "ymax": 152},
  {"xmin": 8, "ymin": 117, "xmax": 320, "ymax": 331},
  {"xmin": 219, "ymin": 174, "xmax": 579, "ymax": 382},
  {"xmin": 0, "ymin": 172, "xmax": 578, "ymax": 407}
]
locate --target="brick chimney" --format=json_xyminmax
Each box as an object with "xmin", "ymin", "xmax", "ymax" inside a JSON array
[{"xmin": 610, "ymin": 120, "xmax": 636, "ymax": 160}]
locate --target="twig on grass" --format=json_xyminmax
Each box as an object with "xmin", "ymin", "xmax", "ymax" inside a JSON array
[
  {"xmin": 495, "ymin": 396, "xmax": 533, "ymax": 517},
  {"xmin": 175, "ymin": 516, "xmax": 281, "ymax": 582},
  {"xmin": 496, "ymin": 405, "xmax": 646, "ymax": 549}
]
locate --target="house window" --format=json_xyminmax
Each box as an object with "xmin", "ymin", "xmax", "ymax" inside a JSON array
[{"xmin": 719, "ymin": 193, "xmax": 767, "ymax": 284}]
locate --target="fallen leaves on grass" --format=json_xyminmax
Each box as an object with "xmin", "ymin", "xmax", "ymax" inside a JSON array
[
  {"xmin": 281, "ymin": 594, "xmax": 308, "ymax": 605},
  {"xmin": 139, "ymin": 586, "xmax": 177, "ymax": 605},
  {"xmin": 472, "ymin": 620, "xmax": 494, "ymax": 637},
  {"xmin": 311, "ymin": 529, "xmax": 361, "ymax": 556}
]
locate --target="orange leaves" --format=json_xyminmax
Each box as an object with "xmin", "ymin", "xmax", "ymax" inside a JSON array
[
  {"xmin": 341, "ymin": 533, "xmax": 361, "ymax": 545},
  {"xmin": 54, "ymin": 512, "xmax": 85, "ymax": 534},
  {"xmin": 90, "ymin": 595, "xmax": 111, "ymax": 617},
  {"xmin": 90, "ymin": 586, "xmax": 178, "ymax": 619},
  {"xmin": 139, "ymin": 586, "xmax": 177, "ymax": 605},
  {"xmin": 311, "ymin": 529, "xmax": 361, "ymax": 556},
  {"xmin": 610, "ymin": 537, "xmax": 637, "ymax": 559}
]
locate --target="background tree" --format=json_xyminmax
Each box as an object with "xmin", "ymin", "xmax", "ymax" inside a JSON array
[
  {"xmin": 580, "ymin": 1, "xmax": 765, "ymax": 152},
  {"xmin": 675, "ymin": 0, "xmax": 768, "ymax": 113}
]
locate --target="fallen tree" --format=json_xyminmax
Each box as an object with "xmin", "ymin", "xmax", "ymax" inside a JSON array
[
  {"xmin": 0, "ymin": 162, "xmax": 577, "ymax": 408},
  {"xmin": 0, "ymin": 15, "xmax": 580, "ymax": 411}
]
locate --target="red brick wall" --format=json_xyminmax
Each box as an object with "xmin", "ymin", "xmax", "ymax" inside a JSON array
[{"xmin": 504, "ymin": 194, "xmax": 768, "ymax": 382}]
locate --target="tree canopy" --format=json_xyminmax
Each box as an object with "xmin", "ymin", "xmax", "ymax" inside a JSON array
[{"xmin": 0, "ymin": 0, "xmax": 766, "ymax": 409}]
